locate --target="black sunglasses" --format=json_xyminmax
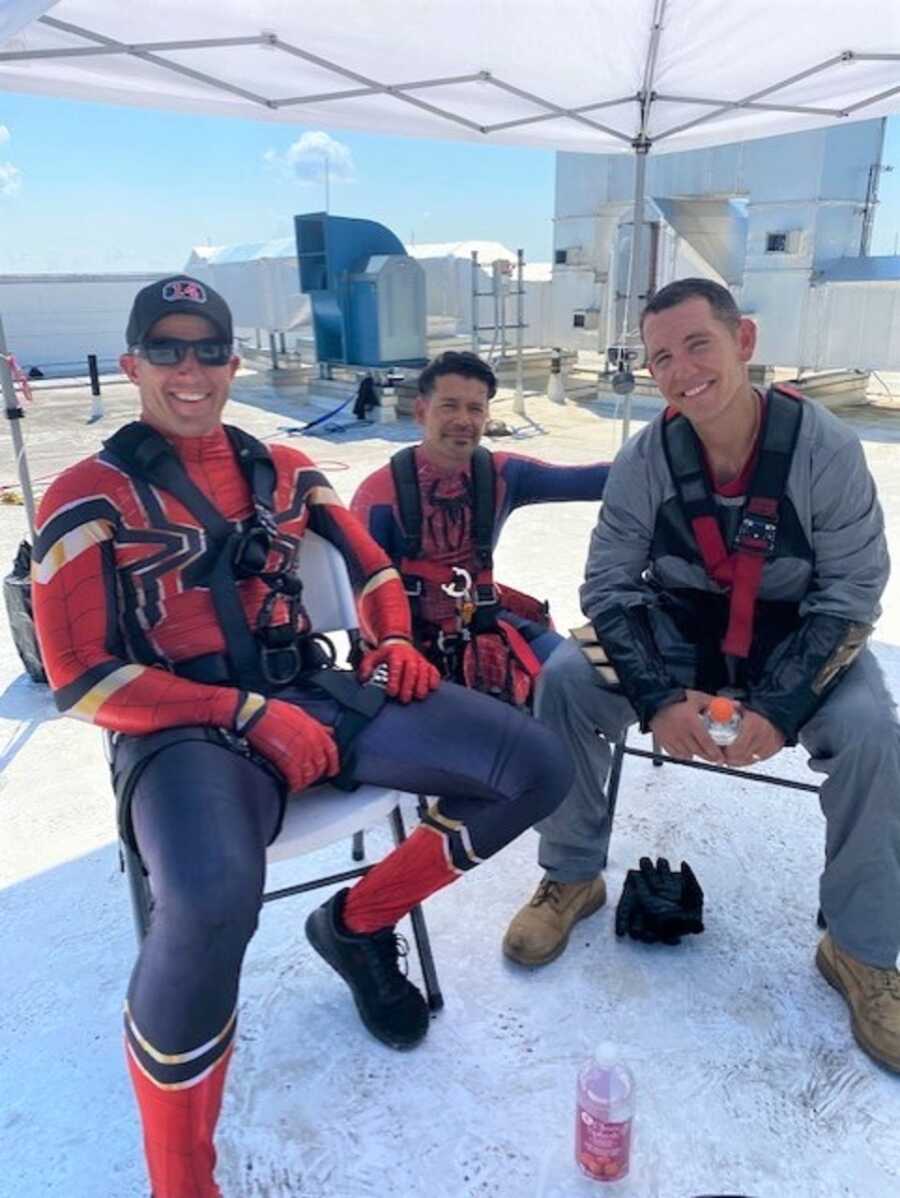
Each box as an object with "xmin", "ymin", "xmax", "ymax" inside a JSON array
[{"xmin": 136, "ymin": 337, "xmax": 233, "ymax": 367}]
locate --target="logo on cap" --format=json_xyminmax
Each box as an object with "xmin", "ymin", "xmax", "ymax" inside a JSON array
[{"xmin": 162, "ymin": 279, "xmax": 208, "ymax": 303}]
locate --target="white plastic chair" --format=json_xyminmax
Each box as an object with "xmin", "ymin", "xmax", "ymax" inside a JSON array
[{"xmin": 121, "ymin": 530, "xmax": 443, "ymax": 1011}]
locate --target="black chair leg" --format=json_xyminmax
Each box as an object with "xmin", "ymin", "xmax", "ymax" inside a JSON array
[
  {"xmin": 389, "ymin": 805, "xmax": 444, "ymax": 1012},
  {"xmin": 123, "ymin": 840, "xmax": 152, "ymax": 942},
  {"xmin": 351, "ymin": 830, "xmax": 365, "ymax": 861},
  {"xmin": 651, "ymin": 732, "xmax": 664, "ymax": 767},
  {"xmin": 606, "ymin": 737, "xmax": 626, "ymax": 827}
]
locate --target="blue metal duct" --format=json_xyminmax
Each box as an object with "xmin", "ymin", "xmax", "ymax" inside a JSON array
[{"xmin": 295, "ymin": 212, "xmax": 427, "ymax": 367}]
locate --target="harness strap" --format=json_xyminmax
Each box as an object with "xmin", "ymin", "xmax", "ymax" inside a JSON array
[
  {"xmin": 390, "ymin": 444, "xmax": 500, "ymax": 641},
  {"xmin": 225, "ymin": 425, "xmax": 278, "ymax": 535},
  {"xmin": 102, "ymin": 422, "xmax": 282, "ymax": 691},
  {"xmin": 494, "ymin": 618, "xmax": 542, "ymax": 680},
  {"xmin": 389, "ymin": 445, "xmax": 497, "ymax": 567},
  {"xmin": 470, "ymin": 446, "xmax": 496, "ymax": 567},
  {"xmin": 389, "ymin": 446, "xmax": 425, "ymax": 559},
  {"xmin": 205, "ymin": 527, "xmax": 267, "ymax": 691},
  {"xmin": 663, "ymin": 386, "xmax": 803, "ymax": 660},
  {"xmin": 399, "ymin": 558, "xmax": 496, "ymax": 590},
  {"xmin": 304, "ymin": 668, "xmax": 389, "ymax": 791},
  {"xmin": 398, "ymin": 558, "xmax": 497, "ymax": 641}
]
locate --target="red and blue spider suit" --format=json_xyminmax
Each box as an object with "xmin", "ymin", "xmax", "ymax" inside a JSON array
[
  {"xmin": 352, "ymin": 445, "xmax": 609, "ymax": 702},
  {"xmin": 31, "ymin": 277, "xmax": 572, "ymax": 1198}
]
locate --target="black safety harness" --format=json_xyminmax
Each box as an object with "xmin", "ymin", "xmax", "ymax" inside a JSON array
[
  {"xmin": 388, "ymin": 445, "xmax": 548, "ymax": 700},
  {"xmin": 390, "ymin": 444, "xmax": 502, "ymax": 644},
  {"xmin": 662, "ymin": 384, "xmax": 804, "ymax": 661},
  {"xmin": 102, "ymin": 422, "xmax": 386, "ymax": 778},
  {"xmin": 104, "ymin": 421, "xmax": 307, "ymax": 691}
]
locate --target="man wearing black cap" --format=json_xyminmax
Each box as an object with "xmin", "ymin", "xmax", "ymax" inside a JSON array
[
  {"xmin": 122, "ymin": 274, "xmax": 238, "ymax": 438},
  {"xmin": 31, "ymin": 277, "xmax": 572, "ymax": 1198}
]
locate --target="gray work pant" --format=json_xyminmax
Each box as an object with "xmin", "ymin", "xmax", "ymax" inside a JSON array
[{"xmin": 533, "ymin": 637, "xmax": 900, "ymax": 970}]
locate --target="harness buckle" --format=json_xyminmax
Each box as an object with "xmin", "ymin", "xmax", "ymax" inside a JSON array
[
  {"xmin": 736, "ymin": 512, "xmax": 777, "ymax": 557},
  {"xmin": 232, "ymin": 523, "xmax": 272, "ymax": 579},
  {"xmin": 436, "ymin": 629, "xmax": 465, "ymax": 654},
  {"xmin": 473, "ymin": 583, "xmax": 499, "ymax": 607},
  {"xmin": 259, "ymin": 641, "xmax": 302, "ymax": 687}
]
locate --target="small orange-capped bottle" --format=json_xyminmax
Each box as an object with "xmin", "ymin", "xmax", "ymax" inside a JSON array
[{"xmin": 704, "ymin": 696, "xmax": 742, "ymax": 745}]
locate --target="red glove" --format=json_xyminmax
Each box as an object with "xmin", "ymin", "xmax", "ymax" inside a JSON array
[
  {"xmin": 358, "ymin": 638, "xmax": 440, "ymax": 703},
  {"xmin": 244, "ymin": 698, "xmax": 339, "ymax": 794}
]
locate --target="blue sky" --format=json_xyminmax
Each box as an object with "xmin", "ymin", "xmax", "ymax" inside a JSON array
[
  {"xmin": 0, "ymin": 92, "xmax": 898, "ymax": 273},
  {"xmin": 0, "ymin": 92, "xmax": 556, "ymax": 272}
]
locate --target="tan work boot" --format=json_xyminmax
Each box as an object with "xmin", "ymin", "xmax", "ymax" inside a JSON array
[
  {"xmin": 816, "ymin": 932, "xmax": 900, "ymax": 1073},
  {"xmin": 503, "ymin": 876, "xmax": 606, "ymax": 966}
]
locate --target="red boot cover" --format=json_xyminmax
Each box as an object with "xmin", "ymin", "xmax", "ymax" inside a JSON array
[
  {"xmin": 343, "ymin": 823, "xmax": 459, "ymax": 933},
  {"xmin": 127, "ymin": 1037, "xmax": 233, "ymax": 1198}
]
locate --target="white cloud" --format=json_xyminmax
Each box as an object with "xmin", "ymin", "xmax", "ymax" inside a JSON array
[
  {"xmin": 0, "ymin": 163, "xmax": 22, "ymax": 197},
  {"xmin": 0, "ymin": 126, "xmax": 9, "ymax": 145},
  {"xmin": 263, "ymin": 131, "xmax": 355, "ymax": 184}
]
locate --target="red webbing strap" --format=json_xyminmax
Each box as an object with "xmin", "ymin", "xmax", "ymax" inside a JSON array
[
  {"xmin": 720, "ymin": 495, "xmax": 778, "ymax": 658},
  {"xmin": 721, "ymin": 551, "xmax": 765, "ymax": 658},
  {"xmin": 690, "ymin": 514, "xmax": 733, "ymax": 588},
  {"xmin": 667, "ymin": 390, "xmax": 802, "ymax": 661},
  {"xmin": 690, "ymin": 498, "xmax": 776, "ymax": 659},
  {"xmin": 399, "ymin": 558, "xmax": 495, "ymax": 636},
  {"xmin": 496, "ymin": 618, "xmax": 543, "ymax": 680},
  {"xmin": 398, "ymin": 558, "xmax": 493, "ymax": 589}
]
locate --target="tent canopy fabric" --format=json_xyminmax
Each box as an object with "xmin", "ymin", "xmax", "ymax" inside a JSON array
[{"xmin": 1, "ymin": 1, "xmax": 898, "ymax": 156}]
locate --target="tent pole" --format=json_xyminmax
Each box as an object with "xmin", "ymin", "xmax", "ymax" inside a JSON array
[
  {"xmin": 470, "ymin": 250, "xmax": 479, "ymax": 353},
  {"xmin": 513, "ymin": 248, "xmax": 525, "ymax": 416},
  {"xmin": 618, "ymin": 0, "xmax": 666, "ymax": 445},
  {"xmin": 0, "ymin": 314, "xmax": 37, "ymax": 541},
  {"xmin": 620, "ymin": 139, "xmax": 650, "ymax": 443},
  {"xmin": 626, "ymin": 142, "xmax": 650, "ymax": 343}
]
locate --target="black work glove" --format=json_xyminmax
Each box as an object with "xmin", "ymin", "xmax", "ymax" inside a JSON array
[{"xmin": 615, "ymin": 857, "xmax": 704, "ymax": 945}]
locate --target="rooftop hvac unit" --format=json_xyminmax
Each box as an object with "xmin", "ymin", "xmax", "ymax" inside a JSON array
[{"xmin": 296, "ymin": 212, "xmax": 427, "ymax": 366}]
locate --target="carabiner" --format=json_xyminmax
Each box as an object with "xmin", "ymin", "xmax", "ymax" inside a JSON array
[{"xmin": 440, "ymin": 566, "xmax": 473, "ymax": 602}]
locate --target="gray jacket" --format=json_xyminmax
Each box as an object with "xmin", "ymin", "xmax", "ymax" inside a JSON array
[{"xmin": 580, "ymin": 395, "xmax": 889, "ymax": 736}]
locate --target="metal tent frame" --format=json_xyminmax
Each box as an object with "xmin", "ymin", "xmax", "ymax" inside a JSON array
[{"xmin": 8, "ymin": 4, "xmax": 897, "ymax": 338}]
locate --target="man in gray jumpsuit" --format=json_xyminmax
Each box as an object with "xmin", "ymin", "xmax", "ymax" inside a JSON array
[{"xmin": 503, "ymin": 277, "xmax": 900, "ymax": 1073}]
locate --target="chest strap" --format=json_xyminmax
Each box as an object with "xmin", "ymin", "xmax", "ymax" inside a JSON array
[
  {"xmin": 102, "ymin": 421, "xmax": 288, "ymax": 692},
  {"xmin": 662, "ymin": 385, "xmax": 803, "ymax": 659},
  {"xmin": 389, "ymin": 444, "xmax": 497, "ymax": 567}
]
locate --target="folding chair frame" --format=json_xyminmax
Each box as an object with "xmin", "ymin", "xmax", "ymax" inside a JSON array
[
  {"xmin": 607, "ymin": 731, "xmax": 824, "ymax": 925},
  {"xmin": 120, "ymin": 790, "xmax": 444, "ymax": 1012},
  {"xmin": 118, "ymin": 529, "xmax": 447, "ymax": 1013},
  {"xmin": 608, "ymin": 734, "xmax": 821, "ymax": 811}
]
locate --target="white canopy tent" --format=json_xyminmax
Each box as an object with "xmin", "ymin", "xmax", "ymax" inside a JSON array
[
  {"xmin": 2, "ymin": 2, "xmax": 898, "ymax": 151},
  {"xmin": 3, "ymin": 2, "xmax": 899, "ymax": 318},
  {"xmin": 1, "ymin": 0, "xmax": 899, "ymax": 523}
]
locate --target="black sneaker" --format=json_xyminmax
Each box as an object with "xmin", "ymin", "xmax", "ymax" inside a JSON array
[{"xmin": 305, "ymin": 889, "xmax": 430, "ymax": 1050}]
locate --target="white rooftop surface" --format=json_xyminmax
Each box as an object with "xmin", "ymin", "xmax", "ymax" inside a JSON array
[{"xmin": 1, "ymin": 374, "xmax": 899, "ymax": 1197}]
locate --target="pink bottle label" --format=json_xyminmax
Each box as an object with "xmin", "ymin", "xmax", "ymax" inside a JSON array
[{"xmin": 575, "ymin": 1106, "xmax": 632, "ymax": 1181}]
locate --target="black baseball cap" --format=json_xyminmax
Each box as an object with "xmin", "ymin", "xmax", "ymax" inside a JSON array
[{"xmin": 125, "ymin": 276, "xmax": 233, "ymax": 347}]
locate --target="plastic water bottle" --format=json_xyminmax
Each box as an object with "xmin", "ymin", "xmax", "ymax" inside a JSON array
[
  {"xmin": 703, "ymin": 695, "xmax": 742, "ymax": 746},
  {"xmin": 575, "ymin": 1043, "xmax": 635, "ymax": 1184}
]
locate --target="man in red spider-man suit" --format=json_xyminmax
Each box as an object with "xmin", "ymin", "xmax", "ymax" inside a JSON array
[
  {"xmin": 32, "ymin": 277, "xmax": 572, "ymax": 1198},
  {"xmin": 351, "ymin": 351, "xmax": 609, "ymax": 706}
]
